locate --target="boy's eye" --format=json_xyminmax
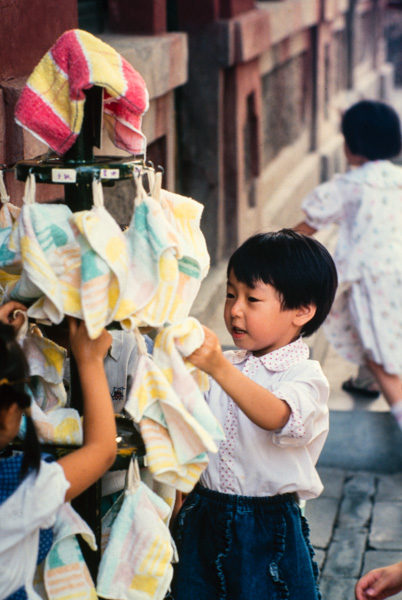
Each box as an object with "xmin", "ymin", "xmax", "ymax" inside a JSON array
[
  {"xmin": 248, "ymin": 296, "xmax": 259, "ymax": 302},
  {"xmin": 226, "ymin": 292, "xmax": 235, "ymax": 299}
]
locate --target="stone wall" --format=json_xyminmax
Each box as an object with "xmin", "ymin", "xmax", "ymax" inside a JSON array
[{"xmin": 0, "ymin": 0, "xmax": 395, "ymax": 270}]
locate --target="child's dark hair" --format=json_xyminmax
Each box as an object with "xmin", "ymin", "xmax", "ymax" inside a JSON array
[
  {"xmin": 0, "ymin": 323, "xmax": 40, "ymax": 477},
  {"xmin": 341, "ymin": 99, "xmax": 402, "ymax": 160},
  {"xmin": 227, "ymin": 229, "xmax": 338, "ymax": 337}
]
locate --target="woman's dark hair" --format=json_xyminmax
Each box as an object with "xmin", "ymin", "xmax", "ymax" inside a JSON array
[
  {"xmin": 341, "ymin": 99, "xmax": 402, "ymax": 160},
  {"xmin": 0, "ymin": 323, "xmax": 40, "ymax": 478},
  {"xmin": 227, "ymin": 229, "xmax": 338, "ymax": 337}
]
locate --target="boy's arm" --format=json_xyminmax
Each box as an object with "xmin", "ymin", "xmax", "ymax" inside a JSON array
[{"xmin": 189, "ymin": 327, "xmax": 291, "ymax": 431}]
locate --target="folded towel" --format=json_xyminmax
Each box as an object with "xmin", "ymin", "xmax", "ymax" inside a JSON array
[{"xmin": 15, "ymin": 29, "xmax": 149, "ymax": 155}]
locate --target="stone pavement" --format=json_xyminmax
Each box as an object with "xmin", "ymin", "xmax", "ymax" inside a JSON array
[{"xmin": 194, "ymin": 297, "xmax": 402, "ymax": 600}]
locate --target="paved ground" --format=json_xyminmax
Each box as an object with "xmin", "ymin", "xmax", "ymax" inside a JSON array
[{"xmin": 198, "ymin": 299, "xmax": 402, "ymax": 600}]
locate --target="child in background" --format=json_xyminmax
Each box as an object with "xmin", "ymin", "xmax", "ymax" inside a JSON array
[
  {"xmin": 169, "ymin": 229, "xmax": 338, "ymax": 600},
  {"xmin": 0, "ymin": 302, "xmax": 117, "ymax": 600},
  {"xmin": 294, "ymin": 99, "xmax": 402, "ymax": 427}
]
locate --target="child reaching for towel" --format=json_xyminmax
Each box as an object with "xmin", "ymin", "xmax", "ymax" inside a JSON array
[
  {"xmin": 169, "ymin": 229, "xmax": 338, "ymax": 600},
  {"xmin": 0, "ymin": 302, "xmax": 117, "ymax": 599}
]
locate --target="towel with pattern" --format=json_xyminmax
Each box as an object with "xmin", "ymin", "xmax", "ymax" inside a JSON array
[
  {"xmin": 22, "ymin": 328, "xmax": 67, "ymax": 412},
  {"xmin": 97, "ymin": 460, "xmax": 174, "ymax": 600},
  {"xmin": 115, "ymin": 177, "xmax": 181, "ymax": 329},
  {"xmin": 34, "ymin": 503, "xmax": 97, "ymax": 600},
  {"xmin": 71, "ymin": 180, "xmax": 129, "ymax": 339},
  {"xmin": 116, "ymin": 176, "xmax": 210, "ymax": 330},
  {"xmin": 4, "ymin": 175, "xmax": 83, "ymax": 322},
  {"xmin": 15, "ymin": 29, "xmax": 149, "ymax": 156},
  {"xmin": 125, "ymin": 318, "xmax": 224, "ymax": 492}
]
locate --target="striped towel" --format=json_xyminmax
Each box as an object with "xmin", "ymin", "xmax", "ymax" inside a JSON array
[
  {"xmin": 71, "ymin": 180, "xmax": 129, "ymax": 339},
  {"xmin": 35, "ymin": 503, "xmax": 97, "ymax": 600},
  {"xmin": 117, "ymin": 177, "xmax": 210, "ymax": 331},
  {"xmin": 15, "ymin": 29, "xmax": 149, "ymax": 155},
  {"xmin": 22, "ymin": 329, "xmax": 68, "ymax": 412},
  {"xmin": 97, "ymin": 461, "xmax": 174, "ymax": 600},
  {"xmin": 125, "ymin": 318, "xmax": 224, "ymax": 492}
]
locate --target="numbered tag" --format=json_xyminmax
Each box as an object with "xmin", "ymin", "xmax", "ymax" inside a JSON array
[{"xmin": 51, "ymin": 169, "xmax": 77, "ymax": 183}]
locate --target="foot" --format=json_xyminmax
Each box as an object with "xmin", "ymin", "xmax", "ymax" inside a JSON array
[{"xmin": 342, "ymin": 377, "xmax": 381, "ymax": 399}]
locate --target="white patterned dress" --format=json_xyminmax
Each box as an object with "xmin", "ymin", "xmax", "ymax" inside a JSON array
[{"xmin": 302, "ymin": 160, "xmax": 402, "ymax": 374}]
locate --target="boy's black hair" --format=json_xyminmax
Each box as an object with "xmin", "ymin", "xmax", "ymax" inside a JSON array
[
  {"xmin": 341, "ymin": 99, "xmax": 402, "ymax": 160},
  {"xmin": 227, "ymin": 229, "xmax": 338, "ymax": 337},
  {"xmin": 0, "ymin": 323, "xmax": 40, "ymax": 478}
]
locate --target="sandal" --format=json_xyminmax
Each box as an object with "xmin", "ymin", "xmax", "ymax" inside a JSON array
[{"xmin": 342, "ymin": 377, "xmax": 380, "ymax": 399}]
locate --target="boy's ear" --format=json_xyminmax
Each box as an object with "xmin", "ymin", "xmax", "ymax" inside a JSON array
[{"xmin": 293, "ymin": 304, "xmax": 316, "ymax": 327}]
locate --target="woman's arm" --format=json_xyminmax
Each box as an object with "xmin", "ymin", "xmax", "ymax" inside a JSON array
[
  {"xmin": 188, "ymin": 327, "xmax": 291, "ymax": 431},
  {"xmin": 57, "ymin": 319, "xmax": 117, "ymax": 502}
]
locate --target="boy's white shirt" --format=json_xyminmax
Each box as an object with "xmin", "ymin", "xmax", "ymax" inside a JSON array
[
  {"xmin": 0, "ymin": 460, "xmax": 69, "ymax": 599},
  {"xmin": 199, "ymin": 337, "xmax": 329, "ymax": 500}
]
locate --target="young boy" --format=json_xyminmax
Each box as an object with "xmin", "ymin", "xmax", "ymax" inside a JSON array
[{"xmin": 169, "ymin": 229, "xmax": 338, "ymax": 600}]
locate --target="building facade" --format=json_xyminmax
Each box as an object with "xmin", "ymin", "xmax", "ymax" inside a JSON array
[{"xmin": 0, "ymin": 0, "xmax": 394, "ymax": 268}]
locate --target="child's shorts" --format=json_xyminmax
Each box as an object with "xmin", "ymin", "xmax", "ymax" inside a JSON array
[{"xmin": 169, "ymin": 483, "xmax": 321, "ymax": 600}]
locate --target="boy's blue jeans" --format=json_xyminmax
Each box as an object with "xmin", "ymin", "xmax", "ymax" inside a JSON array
[{"xmin": 169, "ymin": 484, "xmax": 321, "ymax": 600}]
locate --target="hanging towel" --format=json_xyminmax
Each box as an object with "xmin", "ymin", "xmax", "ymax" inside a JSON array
[
  {"xmin": 22, "ymin": 328, "xmax": 68, "ymax": 412},
  {"xmin": 0, "ymin": 170, "xmax": 20, "ymax": 228},
  {"xmin": 34, "ymin": 503, "xmax": 97, "ymax": 600},
  {"xmin": 97, "ymin": 460, "xmax": 174, "ymax": 600},
  {"xmin": 15, "ymin": 29, "xmax": 149, "ymax": 155},
  {"xmin": 71, "ymin": 180, "xmax": 129, "ymax": 339},
  {"xmin": 5, "ymin": 175, "xmax": 82, "ymax": 321},
  {"xmin": 156, "ymin": 178, "xmax": 210, "ymax": 324},
  {"xmin": 117, "ymin": 175, "xmax": 210, "ymax": 330},
  {"xmin": 115, "ymin": 178, "xmax": 182, "ymax": 329},
  {"xmin": 28, "ymin": 399, "xmax": 83, "ymax": 446}
]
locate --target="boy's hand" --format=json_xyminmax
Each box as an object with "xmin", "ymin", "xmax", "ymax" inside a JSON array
[
  {"xmin": 188, "ymin": 326, "xmax": 224, "ymax": 376},
  {"xmin": 68, "ymin": 318, "xmax": 112, "ymax": 364},
  {"xmin": 0, "ymin": 301, "xmax": 27, "ymax": 330}
]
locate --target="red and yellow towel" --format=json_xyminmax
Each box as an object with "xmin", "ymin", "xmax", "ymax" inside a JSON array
[{"xmin": 15, "ymin": 29, "xmax": 149, "ymax": 155}]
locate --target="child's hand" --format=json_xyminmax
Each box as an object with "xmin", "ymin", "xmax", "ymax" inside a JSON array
[
  {"xmin": 0, "ymin": 301, "xmax": 27, "ymax": 330},
  {"xmin": 68, "ymin": 318, "xmax": 112, "ymax": 364},
  {"xmin": 187, "ymin": 326, "xmax": 224, "ymax": 376},
  {"xmin": 355, "ymin": 562, "xmax": 402, "ymax": 599}
]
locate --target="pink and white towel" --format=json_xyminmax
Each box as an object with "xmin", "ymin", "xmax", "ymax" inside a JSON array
[{"xmin": 15, "ymin": 29, "xmax": 149, "ymax": 155}]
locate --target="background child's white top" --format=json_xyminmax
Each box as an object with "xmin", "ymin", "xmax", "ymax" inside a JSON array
[
  {"xmin": 0, "ymin": 459, "xmax": 69, "ymax": 599},
  {"xmin": 302, "ymin": 160, "xmax": 402, "ymax": 373},
  {"xmin": 199, "ymin": 338, "xmax": 329, "ymax": 500},
  {"xmin": 301, "ymin": 160, "xmax": 402, "ymax": 283}
]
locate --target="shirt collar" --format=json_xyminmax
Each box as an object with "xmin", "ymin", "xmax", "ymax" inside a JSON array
[{"xmin": 228, "ymin": 337, "xmax": 309, "ymax": 372}]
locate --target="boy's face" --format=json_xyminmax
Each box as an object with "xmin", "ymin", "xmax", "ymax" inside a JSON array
[{"xmin": 224, "ymin": 270, "xmax": 308, "ymax": 357}]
